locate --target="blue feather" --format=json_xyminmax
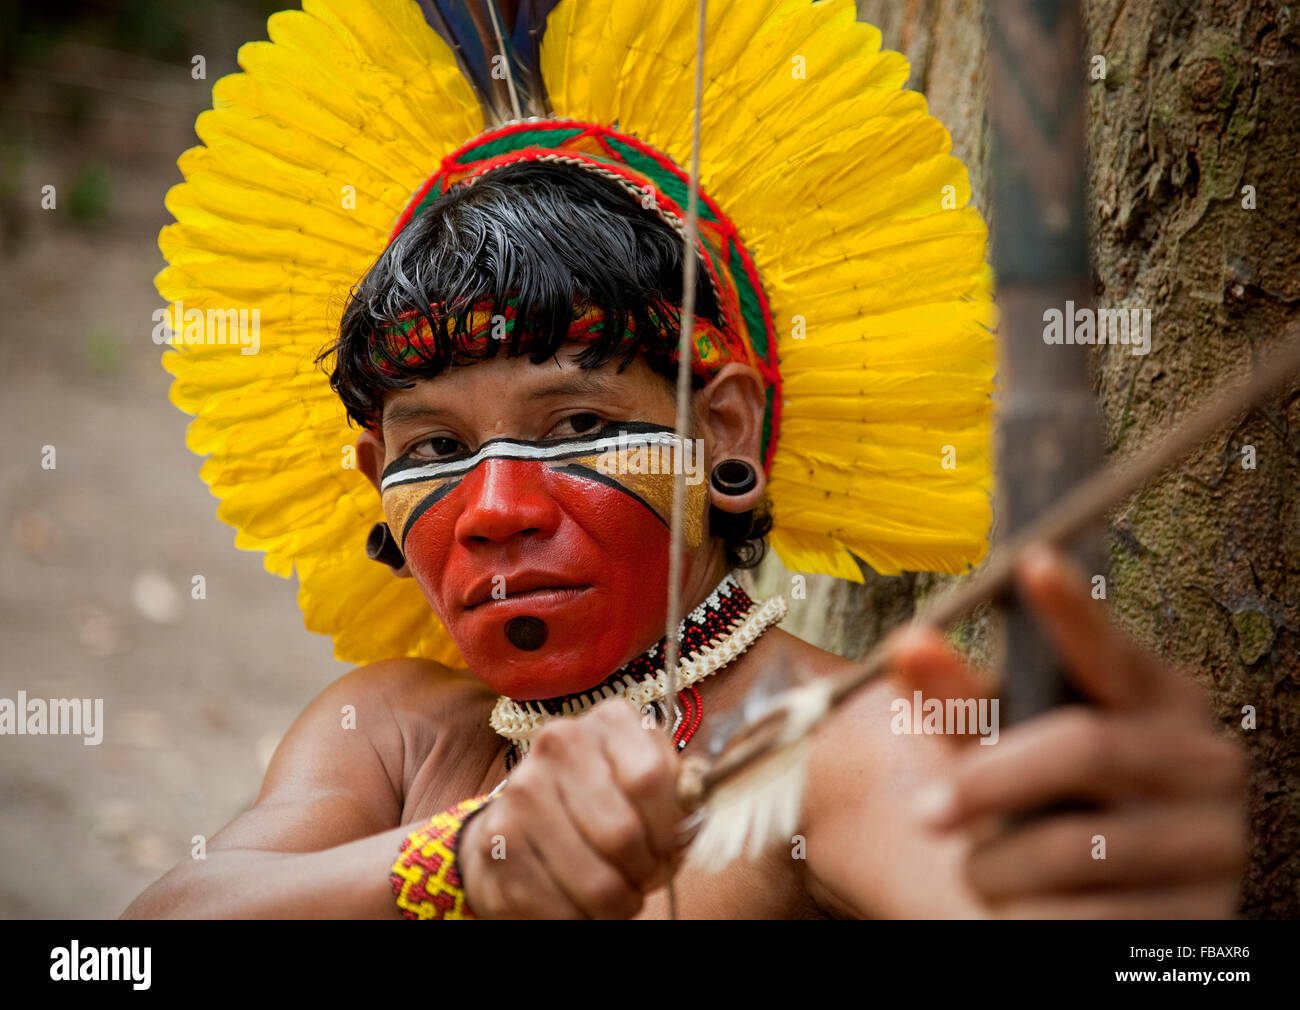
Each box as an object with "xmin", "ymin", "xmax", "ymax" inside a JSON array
[
  {"xmin": 415, "ymin": 0, "xmax": 560, "ymax": 123},
  {"xmin": 509, "ymin": 0, "xmax": 564, "ymax": 79}
]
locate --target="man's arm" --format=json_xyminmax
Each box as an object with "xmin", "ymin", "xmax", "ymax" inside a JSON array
[
  {"xmin": 800, "ymin": 545, "xmax": 1246, "ymax": 919},
  {"xmin": 800, "ymin": 677, "xmax": 988, "ymax": 918},
  {"xmin": 122, "ymin": 660, "xmax": 452, "ymax": 919}
]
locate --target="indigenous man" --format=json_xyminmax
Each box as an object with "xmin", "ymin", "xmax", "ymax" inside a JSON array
[{"xmin": 125, "ymin": 0, "xmax": 1246, "ymax": 918}]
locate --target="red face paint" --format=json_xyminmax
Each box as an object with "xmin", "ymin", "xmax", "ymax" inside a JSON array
[{"xmin": 381, "ymin": 426, "xmax": 704, "ymax": 699}]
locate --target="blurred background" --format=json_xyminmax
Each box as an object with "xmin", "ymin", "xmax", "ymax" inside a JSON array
[
  {"xmin": 1, "ymin": 0, "xmax": 1297, "ymax": 919},
  {"xmin": 0, "ymin": 0, "xmax": 350, "ymax": 919}
]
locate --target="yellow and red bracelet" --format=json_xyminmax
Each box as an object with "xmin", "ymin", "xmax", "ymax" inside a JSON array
[{"xmin": 390, "ymin": 794, "xmax": 493, "ymax": 920}]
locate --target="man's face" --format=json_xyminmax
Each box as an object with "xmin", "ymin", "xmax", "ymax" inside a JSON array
[{"xmin": 371, "ymin": 344, "xmax": 712, "ymax": 700}]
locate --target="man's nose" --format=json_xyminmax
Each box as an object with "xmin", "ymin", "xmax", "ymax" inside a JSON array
[{"xmin": 454, "ymin": 458, "xmax": 563, "ymax": 546}]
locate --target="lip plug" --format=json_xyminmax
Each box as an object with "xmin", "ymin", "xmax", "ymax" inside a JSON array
[{"xmin": 505, "ymin": 616, "xmax": 548, "ymax": 651}]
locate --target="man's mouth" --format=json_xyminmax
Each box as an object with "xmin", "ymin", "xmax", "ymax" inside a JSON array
[{"xmin": 462, "ymin": 574, "xmax": 592, "ymax": 611}]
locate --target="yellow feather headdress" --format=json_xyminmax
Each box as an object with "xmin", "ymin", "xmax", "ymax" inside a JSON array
[{"xmin": 156, "ymin": 0, "xmax": 994, "ymax": 669}]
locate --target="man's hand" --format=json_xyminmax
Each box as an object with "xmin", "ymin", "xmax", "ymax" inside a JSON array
[
  {"xmin": 458, "ymin": 698, "xmax": 687, "ymax": 919},
  {"xmin": 894, "ymin": 543, "xmax": 1248, "ymax": 918}
]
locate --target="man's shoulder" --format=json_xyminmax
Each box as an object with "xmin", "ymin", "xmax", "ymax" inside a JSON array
[
  {"xmin": 763, "ymin": 627, "xmax": 857, "ymax": 677},
  {"xmin": 761, "ymin": 627, "xmax": 907, "ymax": 777},
  {"xmin": 283, "ymin": 658, "xmax": 497, "ymax": 799},
  {"xmin": 316, "ymin": 656, "xmax": 487, "ymax": 709},
  {"xmin": 763, "ymin": 627, "xmax": 896, "ymax": 708},
  {"xmin": 293, "ymin": 657, "xmax": 493, "ymax": 747}
]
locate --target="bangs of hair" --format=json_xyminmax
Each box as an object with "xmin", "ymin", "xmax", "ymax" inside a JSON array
[{"xmin": 322, "ymin": 159, "xmax": 722, "ymax": 428}]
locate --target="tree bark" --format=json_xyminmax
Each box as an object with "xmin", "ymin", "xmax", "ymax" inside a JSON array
[{"xmin": 1083, "ymin": 0, "xmax": 1300, "ymax": 919}]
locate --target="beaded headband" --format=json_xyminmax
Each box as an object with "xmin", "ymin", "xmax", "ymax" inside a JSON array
[{"xmin": 373, "ymin": 298, "xmax": 737, "ymax": 383}]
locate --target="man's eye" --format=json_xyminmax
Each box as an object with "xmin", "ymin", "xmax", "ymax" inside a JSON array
[
  {"xmin": 410, "ymin": 436, "xmax": 465, "ymax": 460},
  {"xmin": 559, "ymin": 412, "xmax": 602, "ymax": 436}
]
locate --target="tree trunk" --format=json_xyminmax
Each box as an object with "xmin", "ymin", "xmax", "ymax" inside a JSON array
[
  {"xmin": 1083, "ymin": 0, "xmax": 1300, "ymax": 919},
  {"xmin": 751, "ymin": 0, "xmax": 1300, "ymax": 918}
]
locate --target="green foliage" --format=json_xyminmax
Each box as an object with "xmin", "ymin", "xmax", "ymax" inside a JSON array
[
  {"xmin": 85, "ymin": 327, "xmax": 123, "ymax": 376},
  {"xmin": 67, "ymin": 165, "xmax": 113, "ymax": 225}
]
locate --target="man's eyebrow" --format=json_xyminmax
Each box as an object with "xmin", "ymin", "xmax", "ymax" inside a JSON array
[
  {"xmin": 382, "ymin": 403, "xmax": 453, "ymax": 427},
  {"xmin": 382, "ymin": 372, "xmax": 618, "ymax": 427},
  {"xmin": 526, "ymin": 372, "xmax": 617, "ymax": 399}
]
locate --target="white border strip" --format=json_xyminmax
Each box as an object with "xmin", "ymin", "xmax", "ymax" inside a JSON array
[{"xmin": 381, "ymin": 430, "xmax": 683, "ymax": 491}]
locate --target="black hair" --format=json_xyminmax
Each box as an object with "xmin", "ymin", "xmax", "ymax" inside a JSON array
[
  {"xmin": 320, "ymin": 158, "xmax": 769, "ymax": 568},
  {"xmin": 323, "ymin": 159, "xmax": 721, "ymax": 426}
]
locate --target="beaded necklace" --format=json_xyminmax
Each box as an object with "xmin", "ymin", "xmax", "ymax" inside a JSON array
[{"xmin": 490, "ymin": 572, "xmax": 786, "ymax": 769}]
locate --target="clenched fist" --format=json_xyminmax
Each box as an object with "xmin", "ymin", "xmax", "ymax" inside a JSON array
[{"xmin": 459, "ymin": 698, "xmax": 688, "ymax": 919}]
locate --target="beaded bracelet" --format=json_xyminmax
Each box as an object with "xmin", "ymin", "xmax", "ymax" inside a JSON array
[{"xmin": 390, "ymin": 794, "xmax": 494, "ymax": 920}]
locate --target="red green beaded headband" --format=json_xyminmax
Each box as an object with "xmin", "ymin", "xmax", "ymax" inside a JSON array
[{"xmin": 375, "ymin": 298, "xmax": 734, "ymax": 380}]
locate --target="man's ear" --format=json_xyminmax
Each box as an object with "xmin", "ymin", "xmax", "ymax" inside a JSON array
[
  {"xmin": 696, "ymin": 362, "xmax": 767, "ymax": 513},
  {"xmin": 355, "ymin": 427, "xmax": 386, "ymax": 494},
  {"xmin": 355, "ymin": 427, "xmax": 412, "ymax": 578}
]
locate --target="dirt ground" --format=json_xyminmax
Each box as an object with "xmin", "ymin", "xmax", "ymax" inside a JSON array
[{"xmin": 0, "ymin": 17, "xmax": 351, "ymax": 919}]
